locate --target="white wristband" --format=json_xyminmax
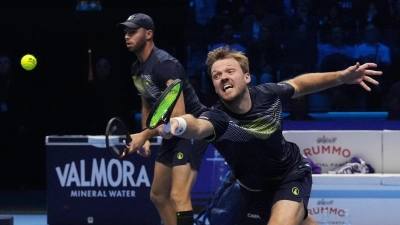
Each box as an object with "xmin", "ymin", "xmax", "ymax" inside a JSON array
[{"xmin": 173, "ymin": 117, "xmax": 187, "ymax": 136}]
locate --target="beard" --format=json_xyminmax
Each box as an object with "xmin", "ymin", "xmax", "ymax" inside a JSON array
[
  {"xmin": 128, "ymin": 36, "xmax": 147, "ymax": 53},
  {"xmin": 220, "ymin": 85, "xmax": 246, "ymax": 106}
]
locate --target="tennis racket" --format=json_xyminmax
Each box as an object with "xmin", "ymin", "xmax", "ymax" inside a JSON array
[
  {"xmin": 146, "ymin": 79, "xmax": 183, "ymax": 132},
  {"xmin": 105, "ymin": 117, "xmax": 131, "ymax": 158}
]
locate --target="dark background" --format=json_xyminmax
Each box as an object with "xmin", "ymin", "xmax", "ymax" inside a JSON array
[
  {"xmin": 2, "ymin": 0, "xmax": 399, "ymax": 190},
  {"xmin": 0, "ymin": 0, "xmax": 190, "ymax": 132},
  {"xmin": 0, "ymin": 0, "xmax": 189, "ymax": 190}
]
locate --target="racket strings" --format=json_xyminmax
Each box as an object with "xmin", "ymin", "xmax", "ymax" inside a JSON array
[
  {"xmin": 106, "ymin": 118, "xmax": 129, "ymax": 158},
  {"xmin": 149, "ymin": 82, "xmax": 182, "ymax": 128}
]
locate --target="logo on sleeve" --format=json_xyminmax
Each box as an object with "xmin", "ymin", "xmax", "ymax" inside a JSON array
[{"xmin": 292, "ymin": 187, "xmax": 300, "ymax": 195}]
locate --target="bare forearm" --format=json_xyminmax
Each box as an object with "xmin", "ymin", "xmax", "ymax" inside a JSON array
[
  {"xmin": 287, "ymin": 62, "xmax": 382, "ymax": 97},
  {"xmin": 171, "ymin": 92, "xmax": 186, "ymax": 117},
  {"xmin": 141, "ymin": 97, "xmax": 150, "ymax": 129},
  {"xmin": 171, "ymin": 114, "xmax": 214, "ymax": 140},
  {"xmin": 287, "ymin": 71, "xmax": 343, "ymax": 98},
  {"xmin": 141, "ymin": 97, "xmax": 158, "ymax": 139}
]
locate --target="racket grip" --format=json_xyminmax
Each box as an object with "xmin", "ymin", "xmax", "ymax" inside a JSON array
[{"xmin": 164, "ymin": 122, "xmax": 171, "ymax": 133}]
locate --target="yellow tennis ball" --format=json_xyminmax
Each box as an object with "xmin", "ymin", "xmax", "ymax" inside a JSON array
[{"xmin": 21, "ymin": 54, "xmax": 37, "ymax": 71}]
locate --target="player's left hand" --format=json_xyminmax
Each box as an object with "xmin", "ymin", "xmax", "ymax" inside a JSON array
[
  {"xmin": 340, "ymin": 62, "xmax": 383, "ymax": 91},
  {"xmin": 129, "ymin": 132, "xmax": 150, "ymax": 156},
  {"xmin": 136, "ymin": 140, "xmax": 151, "ymax": 157}
]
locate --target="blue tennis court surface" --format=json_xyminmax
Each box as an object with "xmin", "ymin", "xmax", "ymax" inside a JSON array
[
  {"xmin": 0, "ymin": 190, "xmax": 47, "ymax": 225},
  {"xmin": 0, "ymin": 189, "xmax": 205, "ymax": 225},
  {"xmin": 0, "ymin": 214, "xmax": 209, "ymax": 225},
  {"xmin": 0, "ymin": 214, "xmax": 47, "ymax": 225}
]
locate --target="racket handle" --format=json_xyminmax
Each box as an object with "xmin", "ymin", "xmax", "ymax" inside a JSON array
[{"xmin": 164, "ymin": 122, "xmax": 171, "ymax": 133}]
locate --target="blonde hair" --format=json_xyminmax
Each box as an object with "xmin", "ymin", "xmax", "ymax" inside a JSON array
[{"xmin": 206, "ymin": 46, "xmax": 250, "ymax": 76}]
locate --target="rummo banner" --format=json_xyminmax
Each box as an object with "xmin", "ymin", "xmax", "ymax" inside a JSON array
[
  {"xmin": 309, "ymin": 182, "xmax": 400, "ymax": 225},
  {"xmin": 46, "ymin": 135, "xmax": 162, "ymax": 225},
  {"xmin": 283, "ymin": 131, "xmax": 383, "ymax": 173},
  {"xmin": 382, "ymin": 130, "xmax": 400, "ymax": 173}
]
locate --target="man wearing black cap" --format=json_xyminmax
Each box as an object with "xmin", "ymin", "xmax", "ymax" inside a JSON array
[{"xmin": 117, "ymin": 13, "xmax": 208, "ymax": 225}]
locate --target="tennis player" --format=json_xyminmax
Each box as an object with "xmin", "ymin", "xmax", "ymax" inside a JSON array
[
  {"xmin": 117, "ymin": 13, "xmax": 208, "ymax": 225},
  {"xmin": 158, "ymin": 46, "xmax": 382, "ymax": 225}
]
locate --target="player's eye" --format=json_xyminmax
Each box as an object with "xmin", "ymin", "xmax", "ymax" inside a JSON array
[
  {"xmin": 212, "ymin": 74, "xmax": 220, "ymax": 80},
  {"xmin": 125, "ymin": 29, "xmax": 137, "ymax": 35}
]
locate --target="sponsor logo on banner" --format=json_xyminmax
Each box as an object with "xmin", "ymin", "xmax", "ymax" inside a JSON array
[
  {"xmin": 309, "ymin": 199, "xmax": 348, "ymax": 224},
  {"xmin": 54, "ymin": 158, "xmax": 150, "ymax": 198},
  {"xmin": 301, "ymin": 135, "xmax": 352, "ymax": 170},
  {"xmin": 283, "ymin": 131, "xmax": 382, "ymax": 173}
]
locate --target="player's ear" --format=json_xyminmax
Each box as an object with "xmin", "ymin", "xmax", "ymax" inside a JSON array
[
  {"xmin": 244, "ymin": 72, "xmax": 251, "ymax": 84},
  {"xmin": 146, "ymin": 30, "xmax": 153, "ymax": 39}
]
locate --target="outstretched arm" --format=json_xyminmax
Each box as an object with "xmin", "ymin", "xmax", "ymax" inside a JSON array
[
  {"xmin": 286, "ymin": 62, "xmax": 382, "ymax": 98},
  {"xmin": 157, "ymin": 114, "xmax": 214, "ymax": 140}
]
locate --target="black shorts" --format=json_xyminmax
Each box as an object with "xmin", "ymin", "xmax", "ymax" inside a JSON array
[
  {"xmin": 239, "ymin": 157, "xmax": 313, "ymax": 223},
  {"xmin": 156, "ymin": 137, "xmax": 208, "ymax": 171}
]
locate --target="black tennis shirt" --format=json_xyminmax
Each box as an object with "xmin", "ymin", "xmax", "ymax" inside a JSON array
[
  {"xmin": 200, "ymin": 82, "xmax": 304, "ymax": 190},
  {"xmin": 131, "ymin": 46, "xmax": 205, "ymax": 117}
]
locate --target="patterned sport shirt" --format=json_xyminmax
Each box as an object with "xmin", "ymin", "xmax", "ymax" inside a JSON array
[{"xmin": 200, "ymin": 82, "xmax": 304, "ymax": 190}]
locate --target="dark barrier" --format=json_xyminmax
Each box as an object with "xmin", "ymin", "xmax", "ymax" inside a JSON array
[
  {"xmin": 46, "ymin": 135, "xmax": 162, "ymax": 225},
  {"xmin": 0, "ymin": 216, "xmax": 13, "ymax": 225}
]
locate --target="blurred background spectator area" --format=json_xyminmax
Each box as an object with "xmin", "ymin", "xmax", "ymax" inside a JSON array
[{"xmin": 187, "ymin": 0, "xmax": 400, "ymax": 113}]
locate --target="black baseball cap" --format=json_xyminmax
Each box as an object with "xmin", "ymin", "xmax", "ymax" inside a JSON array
[{"xmin": 117, "ymin": 13, "xmax": 155, "ymax": 30}]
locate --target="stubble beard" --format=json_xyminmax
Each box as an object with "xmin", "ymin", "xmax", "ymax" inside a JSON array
[
  {"xmin": 128, "ymin": 36, "xmax": 147, "ymax": 53},
  {"xmin": 221, "ymin": 86, "xmax": 246, "ymax": 107}
]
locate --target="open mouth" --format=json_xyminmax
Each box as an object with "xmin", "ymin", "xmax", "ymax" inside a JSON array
[{"xmin": 223, "ymin": 84, "xmax": 233, "ymax": 92}]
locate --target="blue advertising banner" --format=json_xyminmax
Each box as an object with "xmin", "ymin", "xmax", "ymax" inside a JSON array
[{"xmin": 46, "ymin": 135, "xmax": 162, "ymax": 225}]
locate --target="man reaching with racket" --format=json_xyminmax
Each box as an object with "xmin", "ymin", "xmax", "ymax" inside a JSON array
[
  {"xmin": 117, "ymin": 13, "xmax": 208, "ymax": 225},
  {"xmin": 157, "ymin": 46, "xmax": 382, "ymax": 225}
]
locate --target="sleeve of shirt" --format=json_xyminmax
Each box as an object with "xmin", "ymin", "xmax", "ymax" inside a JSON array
[
  {"xmin": 155, "ymin": 60, "xmax": 186, "ymax": 89},
  {"xmin": 260, "ymin": 82, "xmax": 295, "ymax": 105},
  {"xmin": 198, "ymin": 108, "xmax": 230, "ymax": 142}
]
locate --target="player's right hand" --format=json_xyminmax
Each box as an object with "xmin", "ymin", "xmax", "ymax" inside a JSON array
[
  {"xmin": 157, "ymin": 119, "xmax": 181, "ymax": 139},
  {"xmin": 157, "ymin": 125, "xmax": 172, "ymax": 139}
]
